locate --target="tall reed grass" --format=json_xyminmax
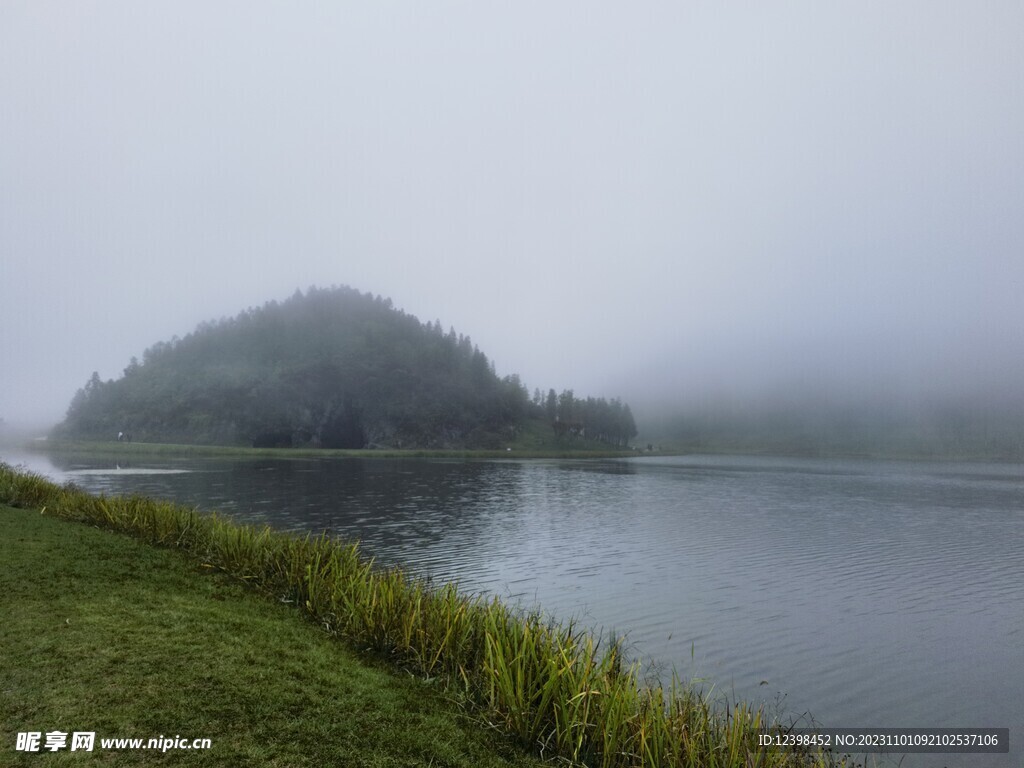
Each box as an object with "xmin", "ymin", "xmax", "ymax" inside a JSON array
[{"xmin": 0, "ymin": 463, "xmax": 847, "ymax": 768}]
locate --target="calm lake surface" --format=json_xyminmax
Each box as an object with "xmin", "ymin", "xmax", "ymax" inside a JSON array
[{"xmin": 6, "ymin": 449, "xmax": 1022, "ymax": 767}]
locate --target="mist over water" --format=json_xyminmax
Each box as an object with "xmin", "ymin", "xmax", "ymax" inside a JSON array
[{"xmin": 3, "ymin": 4, "xmax": 1024, "ymax": 432}]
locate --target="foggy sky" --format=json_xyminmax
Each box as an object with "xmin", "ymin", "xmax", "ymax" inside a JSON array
[{"xmin": 2, "ymin": 2, "xmax": 1023, "ymax": 429}]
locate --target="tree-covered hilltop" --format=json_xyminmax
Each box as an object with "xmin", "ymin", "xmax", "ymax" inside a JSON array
[{"xmin": 55, "ymin": 286, "xmax": 637, "ymax": 450}]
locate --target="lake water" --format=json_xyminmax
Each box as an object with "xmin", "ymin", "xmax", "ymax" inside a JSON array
[{"xmin": 5, "ymin": 449, "xmax": 1022, "ymax": 768}]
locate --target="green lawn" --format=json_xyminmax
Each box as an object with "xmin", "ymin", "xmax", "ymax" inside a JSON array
[{"xmin": 0, "ymin": 505, "xmax": 552, "ymax": 767}]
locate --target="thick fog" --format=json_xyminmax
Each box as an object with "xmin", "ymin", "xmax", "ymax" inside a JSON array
[{"xmin": 2, "ymin": 3, "xmax": 1022, "ymax": 432}]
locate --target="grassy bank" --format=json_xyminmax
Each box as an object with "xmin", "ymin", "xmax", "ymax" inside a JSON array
[
  {"xmin": 0, "ymin": 503, "xmax": 548, "ymax": 767},
  {"xmin": 0, "ymin": 464, "xmax": 846, "ymax": 768}
]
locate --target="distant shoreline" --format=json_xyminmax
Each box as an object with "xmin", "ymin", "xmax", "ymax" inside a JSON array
[
  {"xmin": 28, "ymin": 438, "xmax": 649, "ymax": 461},
  {"xmin": 23, "ymin": 437, "xmax": 1024, "ymax": 465}
]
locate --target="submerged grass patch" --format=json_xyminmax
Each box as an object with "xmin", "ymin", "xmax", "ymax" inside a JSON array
[{"xmin": 0, "ymin": 463, "xmax": 850, "ymax": 768}]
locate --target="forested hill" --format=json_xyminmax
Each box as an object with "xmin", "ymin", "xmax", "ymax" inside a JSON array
[{"xmin": 55, "ymin": 286, "xmax": 637, "ymax": 450}]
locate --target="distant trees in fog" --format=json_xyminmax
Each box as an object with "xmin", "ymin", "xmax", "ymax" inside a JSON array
[
  {"xmin": 55, "ymin": 285, "xmax": 636, "ymax": 451},
  {"xmin": 535, "ymin": 387, "xmax": 637, "ymax": 448}
]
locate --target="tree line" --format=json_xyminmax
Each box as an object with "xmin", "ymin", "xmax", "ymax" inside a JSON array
[
  {"xmin": 55, "ymin": 286, "xmax": 636, "ymax": 451},
  {"xmin": 527, "ymin": 388, "xmax": 637, "ymax": 448}
]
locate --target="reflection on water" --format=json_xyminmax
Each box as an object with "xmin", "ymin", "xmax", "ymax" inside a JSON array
[{"xmin": 4, "ymin": 449, "xmax": 1022, "ymax": 768}]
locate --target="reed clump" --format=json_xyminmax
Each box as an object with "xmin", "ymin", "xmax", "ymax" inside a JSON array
[{"xmin": 0, "ymin": 463, "xmax": 846, "ymax": 768}]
